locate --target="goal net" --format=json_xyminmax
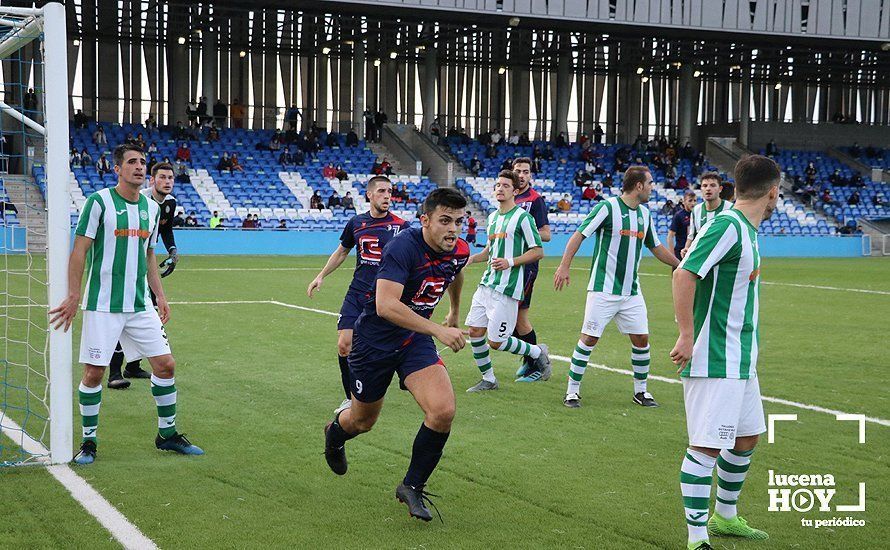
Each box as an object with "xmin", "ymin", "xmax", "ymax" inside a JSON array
[{"xmin": 0, "ymin": 3, "xmax": 71, "ymax": 466}]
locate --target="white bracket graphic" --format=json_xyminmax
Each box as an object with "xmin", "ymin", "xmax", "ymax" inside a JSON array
[
  {"xmin": 835, "ymin": 414, "xmax": 866, "ymax": 443},
  {"xmin": 768, "ymin": 414, "xmax": 797, "ymax": 443}
]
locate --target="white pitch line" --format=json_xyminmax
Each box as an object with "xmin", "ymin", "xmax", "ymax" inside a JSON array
[
  {"xmin": 0, "ymin": 416, "xmax": 157, "ymax": 549},
  {"xmin": 259, "ymin": 298, "xmax": 890, "ymax": 428},
  {"xmin": 176, "ymin": 267, "xmax": 324, "ymax": 271}
]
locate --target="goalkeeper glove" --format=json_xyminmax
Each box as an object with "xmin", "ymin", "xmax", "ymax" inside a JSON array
[{"xmin": 160, "ymin": 248, "xmax": 178, "ymax": 278}]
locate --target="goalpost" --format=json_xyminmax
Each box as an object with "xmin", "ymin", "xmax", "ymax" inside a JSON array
[{"xmin": 0, "ymin": 2, "xmax": 71, "ymax": 466}]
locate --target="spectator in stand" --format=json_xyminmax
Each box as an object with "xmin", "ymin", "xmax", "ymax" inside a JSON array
[
  {"xmin": 828, "ymin": 169, "xmax": 846, "ymax": 186},
  {"xmin": 379, "ymin": 158, "xmax": 393, "ymax": 175},
  {"xmin": 675, "ymin": 173, "xmax": 689, "ymax": 190},
  {"xmin": 134, "ymin": 133, "xmax": 146, "ymax": 149},
  {"xmin": 346, "ymin": 128, "xmax": 359, "ymax": 146},
  {"xmin": 322, "ymin": 163, "xmax": 336, "ymax": 179},
  {"xmin": 92, "ymin": 125, "xmax": 107, "ymax": 146},
  {"xmin": 490, "ymin": 129, "xmax": 502, "ymax": 145},
  {"xmin": 342, "ymin": 192, "xmax": 355, "ymax": 210},
  {"xmin": 518, "ymin": 132, "xmax": 530, "ymax": 146},
  {"xmin": 172, "ymin": 210, "xmax": 185, "ymax": 227},
  {"xmin": 661, "ymin": 200, "xmax": 676, "ymax": 216},
  {"xmin": 602, "ymin": 172, "xmax": 614, "ymax": 189},
  {"xmin": 310, "ymin": 191, "xmax": 324, "ymax": 210},
  {"xmin": 485, "ymin": 143, "xmax": 498, "ymax": 159},
  {"xmin": 501, "ymin": 157, "xmax": 514, "ymax": 171},
  {"xmin": 508, "ymin": 130, "xmax": 520, "ymax": 145},
  {"xmin": 469, "ymin": 154, "xmax": 482, "ymax": 175},
  {"xmin": 185, "ymin": 212, "xmax": 198, "ymax": 227},
  {"xmin": 209, "ymin": 211, "xmax": 222, "ymax": 229},
  {"xmin": 582, "ymin": 183, "xmax": 599, "ymax": 202},
  {"xmin": 327, "ymin": 192, "xmax": 342, "ymax": 209},
  {"xmin": 542, "ymin": 144, "xmax": 555, "ymax": 160},
  {"xmin": 230, "ymin": 153, "xmax": 243, "ymax": 172},
  {"xmin": 821, "ymin": 189, "xmax": 834, "ymax": 205},
  {"xmin": 230, "ymin": 99, "xmax": 245, "ymax": 129},
  {"xmin": 557, "ymin": 193, "xmax": 572, "ymax": 212},
  {"xmin": 335, "ymin": 165, "xmax": 348, "ymax": 181},
  {"xmin": 681, "ymin": 141, "xmax": 694, "ymax": 159},
  {"xmin": 326, "ymin": 132, "xmax": 339, "ymax": 148},
  {"xmin": 848, "ymin": 191, "xmax": 860, "ymax": 206},
  {"xmin": 175, "ymin": 142, "xmax": 191, "ymax": 163},
  {"xmin": 375, "ymin": 109, "xmax": 387, "ymax": 137},
  {"xmin": 217, "ymin": 152, "xmax": 233, "ymax": 172},
  {"xmin": 667, "ymin": 191, "xmax": 697, "ymax": 261},
  {"xmin": 173, "ymin": 120, "xmax": 188, "ymax": 141},
  {"xmin": 873, "ymin": 193, "xmax": 884, "ymax": 207},
  {"xmin": 241, "ymin": 215, "xmax": 256, "ymax": 229},
  {"xmin": 593, "ymin": 123, "xmax": 604, "ymax": 144},
  {"xmin": 96, "ymin": 154, "xmax": 111, "ymax": 177},
  {"xmin": 850, "ymin": 142, "xmax": 861, "ymax": 157},
  {"xmin": 206, "ymin": 124, "xmax": 220, "ymax": 142},
  {"xmin": 197, "ymin": 96, "xmax": 210, "ymax": 125},
  {"xmin": 293, "ymin": 148, "xmax": 305, "ymax": 166},
  {"xmin": 145, "ymin": 114, "xmax": 158, "ymax": 132},
  {"xmin": 269, "ymin": 131, "xmax": 282, "ymax": 152},
  {"xmin": 69, "ymin": 147, "xmax": 81, "ymax": 168},
  {"xmin": 531, "ymin": 157, "xmax": 542, "ymax": 174},
  {"xmin": 765, "ymin": 139, "xmax": 778, "ymax": 157},
  {"xmin": 574, "ymin": 169, "xmax": 588, "ymax": 188},
  {"xmin": 213, "ymin": 99, "xmax": 227, "ymax": 127},
  {"xmin": 804, "ymin": 162, "xmax": 817, "ymax": 184},
  {"xmin": 363, "ymin": 108, "xmax": 376, "ymax": 142},
  {"xmin": 23, "ymin": 88, "xmax": 37, "ymax": 113},
  {"xmin": 555, "ymin": 131, "xmax": 568, "ymax": 148},
  {"xmin": 279, "ymin": 147, "xmax": 295, "ymax": 170},
  {"xmin": 277, "ymin": 219, "xmax": 287, "ymax": 229},
  {"xmin": 147, "ymin": 155, "xmax": 157, "ymax": 175},
  {"xmin": 147, "ymin": 141, "xmax": 158, "ymax": 154},
  {"xmin": 849, "ymin": 172, "xmax": 864, "ymax": 187},
  {"xmin": 174, "ymin": 159, "xmax": 190, "ymax": 183},
  {"xmin": 186, "ymin": 99, "xmax": 198, "ymax": 127},
  {"xmin": 430, "ymin": 118, "xmax": 441, "ymax": 139},
  {"xmin": 286, "ymin": 105, "xmax": 301, "ymax": 130},
  {"xmin": 74, "ymin": 109, "xmax": 89, "ymax": 129},
  {"xmin": 80, "ymin": 148, "xmax": 93, "ymax": 169}
]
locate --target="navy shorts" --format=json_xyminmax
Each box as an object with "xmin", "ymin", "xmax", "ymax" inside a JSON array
[
  {"xmin": 348, "ymin": 335, "xmax": 443, "ymax": 403},
  {"xmin": 337, "ymin": 290, "xmax": 369, "ymax": 331},
  {"xmin": 466, "ymin": 233, "xmax": 477, "ymax": 245},
  {"xmin": 519, "ymin": 265, "xmax": 539, "ymax": 310}
]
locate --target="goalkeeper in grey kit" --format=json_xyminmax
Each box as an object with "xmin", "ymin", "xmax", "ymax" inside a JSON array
[{"xmin": 108, "ymin": 162, "xmax": 180, "ymax": 389}]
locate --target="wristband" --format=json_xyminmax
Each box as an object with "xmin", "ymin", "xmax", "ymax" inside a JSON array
[{"xmin": 507, "ymin": 258, "xmax": 514, "ymax": 267}]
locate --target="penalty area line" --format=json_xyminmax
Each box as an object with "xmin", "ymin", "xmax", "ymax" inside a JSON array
[{"xmin": 256, "ymin": 298, "xmax": 890, "ymax": 428}]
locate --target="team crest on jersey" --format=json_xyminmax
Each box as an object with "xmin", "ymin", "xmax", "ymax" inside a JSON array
[{"xmin": 140, "ymin": 210, "xmax": 149, "ymax": 220}]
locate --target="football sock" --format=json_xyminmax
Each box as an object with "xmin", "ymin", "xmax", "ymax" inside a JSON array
[
  {"xmin": 337, "ymin": 355, "xmax": 351, "ymax": 400},
  {"xmin": 631, "ymin": 344, "xmax": 650, "ymax": 394},
  {"xmin": 518, "ymin": 329, "xmax": 537, "ymax": 364},
  {"xmin": 327, "ymin": 412, "xmax": 358, "ymax": 447},
  {"xmin": 715, "ymin": 448, "xmax": 754, "ymax": 519},
  {"xmin": 78, "ymin": 382, "xmax": 101, "ymax": 443},
  {"xmin": 681, "ymin": 448, "xmax": 716, "ymax": 544},
  {"xmin": 470, "ymin": 336, "xmax": 496, "ymax": 382},
  {"xmin": 108, "ymin": 343, "xmax": 124, "ymax": 378},
  {"xmin": 403, "ymin": 423, "xmax": 450, "ymax": 487},
  {"xmin": 124, "ymin": 359, "xmax": 142, "ymax": 373},
  {"xmin": 567, "ymin": 340, "xmax": 594, "ymax": 394},
  {"xmin": 151, "ymin": 375, "xmax": 177, "ymax": 439},
  {"xmin": 502, "ymin": 336, "xmax": 541, "ymax": 359}
]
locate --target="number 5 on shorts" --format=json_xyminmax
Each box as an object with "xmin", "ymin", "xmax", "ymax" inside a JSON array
[{"xmin": 499, "ymin": 321, "xmax": 507, "ymax": 338}]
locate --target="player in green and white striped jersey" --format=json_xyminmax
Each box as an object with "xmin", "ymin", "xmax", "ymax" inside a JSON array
[
  {"xmin": 682, "ymin": 171, "xmax": 733, "ymax": 258},
  {"xmin": 671, "ymin": 155, "xmax": 780, "ymax": 550},
  {"xmin": 554, "ymin": 167, "xmax": 679, "ymax": 408},
  {"xmin": 465, "ymin": 170, "xmax": 550, "ymax": 393},
  {"xmin": 50, "ymin": 144, "xmax": 203, "ymax": 465}
]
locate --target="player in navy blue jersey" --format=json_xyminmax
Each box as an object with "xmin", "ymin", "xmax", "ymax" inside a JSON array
[
  {"xmin": 323, "ymin": 188, "xmax": 469, "ymax": 522},
  {"xmin": 511, "ymin": 157, "xmax": 552, "ymax": 381},
  {"xmin": 308, "ymin": 176, "xmax": 410, "ymax": 413}
]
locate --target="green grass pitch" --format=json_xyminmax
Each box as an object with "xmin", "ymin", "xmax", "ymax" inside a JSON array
[{"xmin": 1, "ymin": 255, "xmax": 888, "ymax": 549}]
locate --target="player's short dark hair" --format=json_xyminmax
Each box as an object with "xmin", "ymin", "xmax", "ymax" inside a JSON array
[
  {"xmin": 721, "ymin": 181, "xmax": 736, "ymax": 201},
  {"xmin": 151, "ymin": 162, "xmax": 174, "ymax": 177},
  {"xmin": 113, "ymin": 143, "xmax": 144, "ymax": 167},
  {"xmin": 699, "ymin": 171, "xmax": 722, "ymax": 186},
  {"xmin": 422, "ymin": 188, "xmax": 467, "ymax": 215},
  {"xmin": 497, "ymin": 169, "xmax": 520, "ymax": 189},
  {"xmin": 367, "ymin": 175, "xmax": 391, "ymax": 192},
  {"xmin": 733, "ymin": 155, "xmax": 780, "ymax": 199},
  {"xmin": 684, "ymin": 190, "xmax": 697, "ymax": 199},
  {"xmin": 622, "ymin": 166, "xmax": 651, "ymax": 193},
  {"xmin": 512, "ymin": 157, "xmax": 532, "ymax": 168}
]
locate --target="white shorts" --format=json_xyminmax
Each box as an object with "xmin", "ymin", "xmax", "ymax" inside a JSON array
[
  {"xmin": 79, "ymin": 309, "xmax": 171, "ymax": 367},
  {"xmin": 682, "ymin": 376, "xmax": 766, "ymax": 449},
  {"xmin": 465, "ymin": 285, "xmax": 520, "ymax": 343},
  {"xmin": 581, "ymin": 292, "xmax": 648, "ymax": 338}
]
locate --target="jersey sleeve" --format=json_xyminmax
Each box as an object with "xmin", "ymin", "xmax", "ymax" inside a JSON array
[
  {"xmin": 75, "ymin": 195, "xmax": 103, "ymax": 239},
  {"xmin": 679, "ymin": 218, "xmax": 739, "ymax": 278},
  {"xmin": 530, "ymin": 197, "xmax": 550, "ymax": 228},
  {"xmin": 159, "ymin": 197, "xmax": 177, "ymax": 252},
  {"xmin": 644, "ymin": 211, "xmax": 661, "ymax": 249},
  {"xmin": 148, "ymin": 207, "xmax": 161, "ymax": 249},
  {"xmin": 520, "ymin": 212, "xmax": 543, "ymax": 249},
  {"xmin": 376, "ymin": 235, "xmax": 415, "ymax": 286},
  {"xmin": 687, "ymin": 208, "xmax": 700, "ymax": 241},
  {"xmin": 339, "ymin": 217, "xmax": 356, "ymax": 249},
  {"xmin": 577, "ymin": 200, "xmax": 610, "ymax": 238}
]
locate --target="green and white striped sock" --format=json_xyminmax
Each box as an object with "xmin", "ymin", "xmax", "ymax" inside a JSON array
[
  {"xmin": 470, "ymin": 337, "xmax": 496, "ymax": 383},
  {"xmin": 78, "ymin": 382, "xmax": 101, "ymax": 443},
  {"xmin": 151, "ymin": 374, "xmax": 177, "ymax": 439},
  {"xmin": 681, "ymin": 448, "xmax": 716, "ymax": 544},
  {"xmin": 631, "ymin": 344, "xmax": 650, "ymax": 393},
  {"xmin": 566, "ymin": 340, "xmax": 593, "ymax": 394},
  {"xmin": 501, "ymin": 336, "xmax": 541, "ymax": 359},
  {"xmin": 715, "ymin": 448, "xmax": 754, "ymax": 519}
]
